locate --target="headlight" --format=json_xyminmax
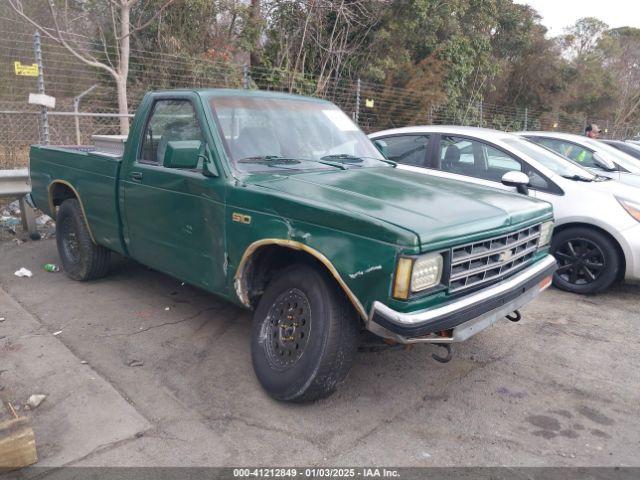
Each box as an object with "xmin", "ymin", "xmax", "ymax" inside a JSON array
[
  {"xmin": 616, "ymin": 196, "xmax": 640, "ymax": 222},
  {"xmin": 393, "ymin": 253, "xmax": 443, "ymax": 299},
  {"xmin": 538, "ymin": 221, "xmax": 554, "ymax": 247}
]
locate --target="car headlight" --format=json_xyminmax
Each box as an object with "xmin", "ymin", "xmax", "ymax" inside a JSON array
[
  {"xmin": 393, "ymin": 253, "xmax": 443, "ymax": 299},
  {"xmin": 538, "ymin": 221, "xmax": 554, "ymax": 247},
  {"xmin": 616, "ymin": 196, "xmax": 640, "ymax": 222}
]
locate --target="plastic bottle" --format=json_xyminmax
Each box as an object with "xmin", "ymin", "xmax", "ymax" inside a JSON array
[{"xmin": 44, "ymin": 263, "xmax": 59, "ymax": 272}]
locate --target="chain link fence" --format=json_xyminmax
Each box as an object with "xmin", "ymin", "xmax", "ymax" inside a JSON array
[{"xmin": 1, "ymin": 14, "xmax": 639, "ymax": 171}]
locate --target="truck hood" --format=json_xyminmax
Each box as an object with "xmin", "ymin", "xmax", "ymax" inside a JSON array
[{"xmin": 251, "ymin": 167, "xmax": 551, "ymax": 247}]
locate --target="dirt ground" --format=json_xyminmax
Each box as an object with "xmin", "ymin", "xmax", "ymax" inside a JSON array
[{"xmin": 1, "ymin": 238, "xmax": 639, "ymax": 468}]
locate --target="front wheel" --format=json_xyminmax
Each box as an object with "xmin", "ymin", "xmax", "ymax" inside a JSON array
[
  {"xmin": 251, "ymin": 264, "xmax": 360, "ymax": 402},
  {"xmin": 551, "ymin": 227, "xmax": 621, "ymax": 294}
]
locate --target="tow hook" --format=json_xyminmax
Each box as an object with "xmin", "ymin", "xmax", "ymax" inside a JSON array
[
  {"xmin": 431, "ymin": 343, "xmax": 452, "ymax": 363},
  {"xmin": 505, "ymin": 309, "xmax": 522, "ymax": 322}
]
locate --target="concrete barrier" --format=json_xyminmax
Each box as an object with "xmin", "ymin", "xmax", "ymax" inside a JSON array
[{"xmin": 0, "ymin": 169, "xmax": 40, "ymax": 240}]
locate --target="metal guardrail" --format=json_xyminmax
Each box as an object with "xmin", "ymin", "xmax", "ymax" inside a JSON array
[
  {"xmin": 0, "ymin": 168, "xmax": 30, "ymax": 197},
  {"xmin": 0, "ymin": 168, "xmax": 40, "ymax": 240}
]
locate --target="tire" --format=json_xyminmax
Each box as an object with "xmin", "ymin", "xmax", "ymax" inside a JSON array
[
  {"xmin": 551, "ymin": 226, "xmax": 621, "ymax": 294},
  {"xmin": 251, "ymin": 264, "xmax": 360, "ymax": 402},
  {"xmin": 56, "ymin": 198, "xmax": 110, "ymax": 281}
]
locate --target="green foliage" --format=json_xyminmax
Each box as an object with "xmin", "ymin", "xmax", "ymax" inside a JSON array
[{"xmin": 6, "ymin": 0, "xmax": 639, "ymax": 131}]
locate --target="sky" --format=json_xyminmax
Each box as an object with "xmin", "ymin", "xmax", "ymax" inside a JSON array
[{"xmin": 514, "ymin": 0, "xmax": 640, "ymax": 37}]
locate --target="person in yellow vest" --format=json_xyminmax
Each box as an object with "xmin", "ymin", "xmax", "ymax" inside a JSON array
[{"xmin": 571, "ymin": 123, "xmax": 602, "ymax": 164}]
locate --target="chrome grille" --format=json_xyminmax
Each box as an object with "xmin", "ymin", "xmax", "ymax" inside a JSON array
[{"xmin": 448, "ymin": 224, "xmax": 541, "ymax": 293}]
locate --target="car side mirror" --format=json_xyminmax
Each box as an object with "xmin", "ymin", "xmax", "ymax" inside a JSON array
[
  {"xmin": 163, "ymin": 140, "xmax": 201, "ymax": 169},
  {"xmin": 593, "ymin": 153, "xmax": 617, "ymax": 171},
  {"xmin": 373, "ymin": 139, "xmax": 389, "ymax": 159},
  {"xmin": 501, "ymin": 171, "xmax": 530, "ymax": 195}
]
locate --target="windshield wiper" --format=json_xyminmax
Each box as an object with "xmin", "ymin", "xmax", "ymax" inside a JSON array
[
  {"xmin": 595, "ymin": 174, "xmax": 612, "ymax": 181},
  {"xmin": 238, "ymin": 155, "xmax": 347, "ymax": 170},
  {"xmin": 238, "ymin": 155, "xmax": 300, "ymax": 165},
  {"xmin": 321, "ymin": 153, "xmax": 397, "ymax": 167},
  {"xmin": 561, "ymin": 174, "xmax": 594, "ymax": 182}
]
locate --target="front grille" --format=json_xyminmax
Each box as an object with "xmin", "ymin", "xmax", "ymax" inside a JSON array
[{"xmin": 448, "ymin": 224, "xmax": 541, "ymax": 293}]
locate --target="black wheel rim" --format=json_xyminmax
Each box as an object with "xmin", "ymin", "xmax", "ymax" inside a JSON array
[
  {"xmin": 61, "ymin": 218, "xmax": 81, "ymax": 264},
  {"xmin": 263, "ymin": 288, "xmax": 312, "ymax": 370},
  {"xmin": 554, "ymin": 238, "xmax": 605, "ymax": 286}
]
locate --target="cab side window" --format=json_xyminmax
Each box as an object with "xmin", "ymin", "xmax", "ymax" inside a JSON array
[
  {"xmin": 376, "ymin": 135, "xmax": 429, "ymax": 166},
  {"xmin": 532, "ymin": 138, "xmax": 597, "ymax": 168},
  {"xmin": 437, "ymin": 136, "xmax": 548, "ymax": 189},
  {"xmin": 140, "ymin": 99, "xmax": 203, "ymax": 165}
]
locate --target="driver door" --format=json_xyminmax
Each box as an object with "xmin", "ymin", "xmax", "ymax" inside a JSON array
[{"xmin": 122, "ymin": 95, "xmax": 227, "ymax": 292}]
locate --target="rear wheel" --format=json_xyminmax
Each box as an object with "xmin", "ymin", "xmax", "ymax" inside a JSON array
[
  {"xmin": 551, "ymin": 227, "xmax": 620, "ymax": 294},
  {"xmin": 56, "ymin": 198, "xmax": 110, "ymax": 281},
  {"xmin": 251, "ymin": 264, "xmax": 360, "ymax": 402}
]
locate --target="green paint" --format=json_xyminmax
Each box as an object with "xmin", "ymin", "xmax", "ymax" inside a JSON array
[{"xmin": 29, "ymin": 89, "xmax": 553, "ymax": 317}]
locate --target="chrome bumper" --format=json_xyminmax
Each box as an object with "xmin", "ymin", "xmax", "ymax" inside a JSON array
[{"xmin": 366, "ymin": 254, "xmax": 557, "ymax": 344}]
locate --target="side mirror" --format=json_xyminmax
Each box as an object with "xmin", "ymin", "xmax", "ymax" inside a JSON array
[
  {"xmin": 593, "ymin": 153, "xmax": 617, "ymax": 171},
  {"xmin": 501, "ymin": 171, "xmax": 530, "ymax": 195},
  {"xmin": 163, "ymin": 140, "xmax": 201, "ymax": 169},
  {"xmin": 373, "ymin": 139, "xmax": 389, "ymax": 159}
]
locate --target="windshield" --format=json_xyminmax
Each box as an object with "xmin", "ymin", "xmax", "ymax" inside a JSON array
[
  {"xmin": 209, "ymin": 95, "xmax": 385, "ymax": 174},
  {"xmin": 503, "ymin": 137, "xmax": 597, "ymax": 179}
]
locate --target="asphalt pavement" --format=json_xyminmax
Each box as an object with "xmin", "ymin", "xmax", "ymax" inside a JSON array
[{"xmin": 1, "ymin": 238, "xmax": 638, "ymax": 468}]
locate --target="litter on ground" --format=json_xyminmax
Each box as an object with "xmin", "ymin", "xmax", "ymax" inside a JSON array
[
  {"xmin": 26, "ymin": 394, "xmax": 47, "ymax": 409},
  {"xmin": 14, "ymin": 268, "xmax": 33, "ymax": 278}
]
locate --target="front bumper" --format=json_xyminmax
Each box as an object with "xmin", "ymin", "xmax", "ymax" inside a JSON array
[
  {"xmin": 619, "ymin": 223, "xmax": 640, "ymax": 280},
  {"xmin": 367, "ymin": 254, "xmax": 557, "ymax": 344}
]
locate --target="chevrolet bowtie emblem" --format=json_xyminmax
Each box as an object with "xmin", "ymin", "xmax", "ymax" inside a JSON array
[{"xmin": 499, "ymin": 249, "xmax": 514, "ymax": 262}]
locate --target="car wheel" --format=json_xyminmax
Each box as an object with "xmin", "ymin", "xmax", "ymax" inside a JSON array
[
  {"xmin": 551, "ymin": 227, "xmax": 620, "ymax": 294},
  {"xmin": 251, "ymin": 263, "xmax": 360, "ymax": 402},
  {"xmin": 56, "ymin": 198, "xmax": 111, "ymax": 281}
]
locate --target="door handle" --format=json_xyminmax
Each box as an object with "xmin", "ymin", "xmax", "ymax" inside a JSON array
[{"xmin": 130, "ymin": 171, "xmax": 143, "ymax": 182}]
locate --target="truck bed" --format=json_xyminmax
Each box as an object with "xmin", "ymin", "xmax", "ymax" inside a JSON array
[{"xmin": 29, "ymin": 145, "xmax": 126, "ymax": 254}]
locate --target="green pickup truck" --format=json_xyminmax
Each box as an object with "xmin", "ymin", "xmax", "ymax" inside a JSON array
[{"xmin": 29, "ymin": 89, "xmax": 556, "ymax": 402}]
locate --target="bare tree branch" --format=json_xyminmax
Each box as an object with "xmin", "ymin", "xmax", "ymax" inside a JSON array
[
  {"xmin": 6, "ymin": 0, "xmax": 118, "ymax": 78},
  {"xmin": 121, "ymin": 0, "xmax": 177, "ymax": 40}
]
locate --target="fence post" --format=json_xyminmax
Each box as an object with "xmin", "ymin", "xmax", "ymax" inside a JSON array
[
  {"xmin": 523, "ymin": 107, "xmax": 528, "ymax": 131},
  {"xmin": 242, "ymin": 64, "xmax": 249, "ymax": 89},
  {"xmin": 73, "ymin": 84, "xmax": 98, "ymax": 145},
  {"xmin": 478, "ymin": 101, "xmax": 483, "ymax": 128},
  {"xmin": 355, "ymin": 78, "xmax": 361, "ymax": 125},
  {"xmin": 34, "ymin": 31, "xmax": 49, "ymax": 145}
]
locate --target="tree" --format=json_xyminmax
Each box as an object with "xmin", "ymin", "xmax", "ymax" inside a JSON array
[
  {"xmin": 7, "ymin": 0, "xmax": 177, "ymax": 134},
  {"xmin": 485, "ymin": 3, "xmax": 566, "ymax": 111},
  {"xmin": 262, "ymin": 0, "xmax": 382, "ymax": 93},
  {"xmin": 561, "ymin": 17, "xmax": 608, "ymax": 59},
  {"xmin": 600, "ymin": 27, "xmax": 640, "ymax": 128}
]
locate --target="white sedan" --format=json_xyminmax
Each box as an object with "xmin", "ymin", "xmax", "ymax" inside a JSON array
[
  {"xmin": 519, "ymin": 131, "xmax": 640, "ymax": 188},
  {"xmin": 369, "ymin": 125, "xmax": 640, "ymax": 294}
]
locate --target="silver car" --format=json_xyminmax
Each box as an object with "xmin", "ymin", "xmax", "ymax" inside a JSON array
[
  {"xmin": 369, "ymin": 125, "xmax": 640, "ymax": 294},
  {"xmin": 519, "ymin": 131, "xmax": 640, "ymax": 188}
]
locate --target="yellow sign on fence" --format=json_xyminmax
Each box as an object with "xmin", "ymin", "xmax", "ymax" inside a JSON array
[{"xmin": 14, "ymin": 61, "xmax": 39, "ymax": 77}]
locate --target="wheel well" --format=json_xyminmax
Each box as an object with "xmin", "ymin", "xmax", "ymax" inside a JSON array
[
  {"xmin": 554, "ymin": 222, "xmax": 626, "ymax": 281},
  {"xmin": 237, "ymin": 244, "xmax": 366, "ymax": 319},
  {"xmin": 50, "ymin": 182, "xmax": 77, "ymax": 208}
]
